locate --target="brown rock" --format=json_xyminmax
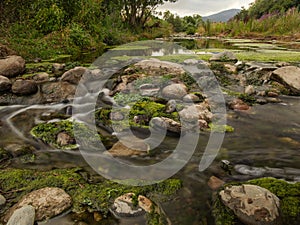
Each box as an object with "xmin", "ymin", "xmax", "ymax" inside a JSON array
[
  {"xmin": 61, "ymin": 67, "xmax": 87, "ymax": 85},
  {"xmin": 229, "ymin": 99, "xmax": 250, "ymax": 111},
  {"xmin": 107, "ymin": 141, "xmax": 149, "ymax": 157},
  {"xmin": 220, "ymin": 184, "xmax": 281, "ymax": 225},
  {"xmin": 12, "ymin": 80, "xmax": 38, "ymax": 95},
  {"xmin": 0, "ymin": 56, "xmax": 25, "ymax": 77},
  {"xmin": 162, "ymin": 83, "xmax": 187, "ymax": 99},
  {"xmin": 208, "ymin": 176, "xmax": 225, "ymax": 190},
  {"xmin": 0, "ymin": 75, "xmax": 12, "ymax": 92},
  {"xmin": 4, "ymin": 187, "xmax": 72, "ymax": 222},
  {"xmin": 56, "ymin": 132, "xmax": 75, "ymax": 147}
]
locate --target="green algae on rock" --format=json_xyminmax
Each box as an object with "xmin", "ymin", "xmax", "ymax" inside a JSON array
[
  {"xmin": 213, "ymin": 177, "xmax": 300, "ymax": 225},
  {"xmin": 0, "ymin": 167, "xmax": 182, "ymax": 223},
  {"xmin": 30, "ymin": 120, "xmax": 106, "ymax": 150}
]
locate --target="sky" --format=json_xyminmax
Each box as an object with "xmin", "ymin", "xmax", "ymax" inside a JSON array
[{"xmin": 157, "ymin": 0, "xmax": 255, "ymax": 17}]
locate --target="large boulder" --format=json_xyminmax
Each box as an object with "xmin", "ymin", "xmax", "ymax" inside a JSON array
[
  {"xmin": 7, "ymin": 205, "xmax": 35, "ymax": 225},
  {"xmin": 0, "ymin": 55, "xmax": 25, "ymax": 77},
  {"xmin": 12, "ymin": 80, "xmax": 38, "ymax": 95},
  {"xmin": 219, "ymin": 184, "xmax": 281, "ymax": 225},
  {"xmin": 61, "ymin": 66, "xmax": 87, "ymax": 85},
  {"xmin": 162, "ymin": 83, "xmax": 187, "ymax": 99},
  {"xmin": 210, "ymin": 51, "xmax": 238, "ymax": 62},
  {"xmin": 4, "ymin": 187, "xmax": 72, "ymax": 222},
  {"xmin": 270, "ymin": 66, "xmax": 300, "ymax": 95},
  {"xmin": 134, "ymin": 59, "xmax": 185, "ymax": 76},
  {"xmin": 0, "ymin": 75, "xmax": 12, "ymax": 92}
]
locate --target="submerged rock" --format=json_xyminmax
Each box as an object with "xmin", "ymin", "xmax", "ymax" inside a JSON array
[
  {"xmin": 107, "ymin": 140, "xmax": 149, "ymax": 157},
  {"xmin": 5, "ymin": 187, "xmax": 72, "ymax": 222},
  {"xmin": 7, "ymin": 205, "xmax": 35, "ymax": 225},
  {"xmin": 220, "ymin": 184, "xmax": 281, "ymax": 225},
  {"xmin": 270, "ymin": 66, "xmax": 300, "ymax": 95},
  {"xmin": 0, "ymin": 55, "xmax": 25, "ymax": 77}
]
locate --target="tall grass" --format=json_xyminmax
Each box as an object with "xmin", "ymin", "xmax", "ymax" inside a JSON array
[{"xmin": 199, "ymin": 8, "xmax": 300, "ymax": 38}]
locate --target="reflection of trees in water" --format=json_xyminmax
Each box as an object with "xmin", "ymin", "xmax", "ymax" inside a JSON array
[{"xmin": 174, "ymin": 38, "xmax": 234, "ymax": 50}]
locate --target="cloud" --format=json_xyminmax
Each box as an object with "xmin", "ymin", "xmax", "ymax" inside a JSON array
[{"xmin": 157, "ymin": 0, "xmax": 254, "ymax": 16}]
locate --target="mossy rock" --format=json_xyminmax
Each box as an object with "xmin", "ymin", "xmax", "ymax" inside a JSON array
[
  {"xmin": 30, "ymin": 120, "xmax": 108, "ymax": 150},
  {"xmin": 213, "ymin": 178, "xmax": 300, "ymax": 225},
  {"xmin": 0, "ymin": 167, "xmax": 182, "ymax": 222}
]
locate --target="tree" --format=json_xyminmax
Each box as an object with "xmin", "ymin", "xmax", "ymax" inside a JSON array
[{"xmin": 118, "ymin": 0, "xmax": 177, "ymax": 29}]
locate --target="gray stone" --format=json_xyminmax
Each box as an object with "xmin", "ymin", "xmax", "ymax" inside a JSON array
[
  {"xmin": 5, "ymin": 187, "xmax": 72, "ymax": 222},
  {"xmin": 183, "ymin": 59, "xmax": 199, "ymax": 65},
  {"xmin": 41, "ymin": 82, "xmax": 76, "ymax": 103},
  {"xmin": 162, "ymin": 83, "xmax": 187, "ymax": 99},
  {"xmin": 234, "ymin": 164, "xmax": 267, "ymax": 176},
  {"xmin": 270, "ymin": 66, "xmax": 300, "ymax": 95},
  {"xmin": 183, "ymin": 94, "xmax": 200, "ymax": 103},
  {"xmin": 134, "ymin": 59, "xmax": 185, "ymax": 76},
  {"xmin": 220, "ymin": 184, "xmax": 281, "ymax": 225},
  {"xmin": 7, "ymin": 205, "xmax": 35, "ymax": 225},
  {"xmin": 12, "ymin": 80, "xmax": 38, "ymax": 95},
  {"xmin": 165, "ymin": 99, "xmax": 177, "ymax": 113},
  {"xmin": 150, "ymin": 117, "xmax": 181, "ymax": 133},
  {"xmin": 61, "ymin": 67, "xmax": 87, "ymax": 84},
  {"xmin": 0, "ymin": 194, "xmax": 6, "ymax": 206},
  {"xmin": 210, "ymin": 51, "xmax": 238, "ymax": 62},
  {"xmin": 139, "ymin": 83, "xmax": 160, "ymax": 96},
  {"xmin": 0, "ymin": 55, "xmax": 25, "ymax": 77},
  {"xmin": 0, "ymin": 75, "xmax": 12, "ymax": 92}
]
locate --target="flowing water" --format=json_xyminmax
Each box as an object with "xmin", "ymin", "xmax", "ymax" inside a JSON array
[{"xmin": 1, "ymin": 39, "xmax": 300, "ymax": 224}]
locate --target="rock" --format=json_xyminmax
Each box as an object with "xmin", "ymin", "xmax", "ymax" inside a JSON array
[
  {"xmin": 0, "ymin": 55, "xmax": 25, "ymax": 77},
  {"xmin": 4, "ymin": 144, "xmax": 35, "ymax": 157},
  {"xmin": 210, "ymin": 51, "xmax": 238, "ymax": 62},
  {"xmin": 179, "ymin": 103, "xmax": 212, "ymax": 123},
  {"xmin": 61, "ymin": 67, "xmax": 87, "ymax": 85},
  {"xmin": 33, "ymin": 72, "xmax": 49, "ymax": 82},
  {"xmin": 107, "ymin": 141, "xmax": 149, "ymax": 157},
  {"xmin": 41, "ymin": 82, "xmax": 76, "ymax": 103},
  {"xmin": 234, "ymin": 164, "xmax": 267, "ymax": 177},
  {"xmin": 162, "ymin": 83, "xmax": 187, "ymax": 99},
  {"xmin": 183, "ymin": 59, "xmax": 199, "ymax": 65},
  {"xmin": 56, "ymin": 132, "xmax": 75, "ymax": 147},
  {"xmin": 150, "ymin": 117, "xmax": 181, "ymax": 133},
  {"xmin": 134, "ymin": 59, "xmax": 185, "ymax": 76},
  {"xmin": 270, "ymin": 66, "xmax": 300, "ymax": 95},
  {"xmin": 220, "ymin": 184, "xmax": 281, "ymax": 225},
  {"xmin": 225, "ymin": 64, "xmax": 237, "ymax": 73},
  {"xmin": 165, "ymin": 99, "xmax": 177, "ymax": 113},
  {"xmin": 12, "ymin": 80, "xmax": 38, "ymax": 95},
  {"xmin": 228, "ymin": 99, "xmax": 250, "ymax": 111},
  {"xmin": 183, "ymin": 94, "xmax": 200, "ymax": 103},
  {"xmin": 139, "ymin": 83, "xmax": 160, "ymax": 96},
  {"xmin": 198, "ymin": 119, "xmax": 208, "ymax": 129},
  {"xmin": 7, "ymin": 205, "xmax": 35, "ymax": 225},
  {"xmin": 266, "ymin": 97, "xmax": 281, "ymax": 103},
  {"xmin": 5, "ymin": 187, "xmax": 72, "ymax": 222},
  {"xmin": 52, "ymin": 63, "xmax": 65, "ymax": 73},
  {"xmin": 244, "ymin": 85, "xmax": 255, "ymax": 95},
  {"xmin": 0, "ymin": 75, "xmax": 12, "ymax": 92},
  {"xmin": 0, "ymin": 194, "xmax": 6, "ymax": 206},
  {"xmin": 267, "ymin": 91, "xmax": 279, "ymax": 98},
  {"xmin": 111, "ymin": 193, "xmax": 152, "ymax": 218},
  {"xmin": 208, "ymin": 176, "xmax": 225, "ymax": 190},
  {"xmin": 256, "ymin": 98, "xmax": 268, "ymax": 105}
]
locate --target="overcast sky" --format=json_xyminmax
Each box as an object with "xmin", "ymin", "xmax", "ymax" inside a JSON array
[{"xmin": 157, "ymin": 0, "xmax": 255, "ymax": 17}]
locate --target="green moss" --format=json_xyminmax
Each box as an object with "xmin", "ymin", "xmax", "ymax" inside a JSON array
[
  {"xmin": 0, "ymin": 148, "xmax": 12, "ymax": 163},
  {"xmin": 0, "ymin": 168, "xmax": 182, "ymax": 219},
  {"xmin": 209, "ymin": 123, "xmax": 234, "ymax": 133},
  {"xmin": 30, "ymin": 120, "xmax": 105, "ymax": 150},
  {"xmin": 155, "ymin": 54, "xmax": 199, "ymax": 63},
  {"xmin": 212, "ymin": 194, "xmax": 237, "ymax": 225}
]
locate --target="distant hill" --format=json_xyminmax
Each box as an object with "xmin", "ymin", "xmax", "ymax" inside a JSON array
[{"xmin": 202, "ymin": 9, "xmax": 241, "ymax": 22}]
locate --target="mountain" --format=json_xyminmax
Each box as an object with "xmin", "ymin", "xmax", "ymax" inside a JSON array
[{"xmin": 202, "ymin": 9, "xmax": 241, "ymax": 22}]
